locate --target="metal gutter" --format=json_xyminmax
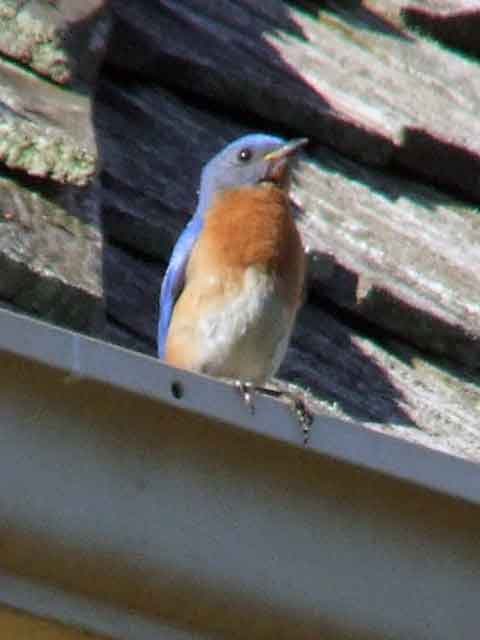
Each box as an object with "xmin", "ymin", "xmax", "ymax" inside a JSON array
[
  {"xmin": 0, "ymin": 306, "xmax": 479, "ymax": 640},
  {"xmin": 0, "ymin": 307, "xmax": 478, "ymax": 504},
  {"xmin": 0, "ymin": 571, "xmax": 195, "ymax": 640}
]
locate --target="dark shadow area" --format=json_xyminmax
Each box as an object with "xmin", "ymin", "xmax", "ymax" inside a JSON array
[
  {"xmin": 307, "ymin": 140, "xmax": 463, "ymax": 210},
  {"xmin": 94, "ymin": 0, "xmax": 383, "ymax": 324},
  {"xmin": 105, "ymin": 0, "xmax": 395, "ymax": 167},
  {"xmin": 306, "ymin": 244, "xmax": 480, "ymax": 373},
  {"xmin": 292, "ymin": 0, "xmax": 414, "ymax": 42},
  {"xmin": 395, "ymin": 127, "xmax": 480, "ymax": 204},
  {"xmin": 280, "ymin": 300, "xmax": 417, "ymax": 428},
  {"xmin": 402, "ymin": 6, "xmax": 480, "ymax": 59},
  {"xmin": 100, "ymin": 0, "xmax": 480, "ymax": 209},
  {"xmin": 58, "ymin": 0, "xmax": 111, "ymax": 94},
  {"xmin": 90, "ymin": 0, "xmax": 477, "ymax": 429},
  {"xmin": 295, "ymin": 145, "xmax": 480, "ymax": 377},
  {"xmin": 92, "ymin": 64, "xmax": 420, "ymax": 428},
  {"xmin": 101, "ymin": 234, "xmax": 163, "ymax": 350},
  {"xmin": 378, "ymin": 327, "xmax": 480, "ymax": 399},
  {"xmin": 2, "ymin": 1, "xmax": 477, "ymax": 441}
]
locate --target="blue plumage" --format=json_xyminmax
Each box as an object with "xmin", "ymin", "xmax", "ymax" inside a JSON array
[
  {"xmin": 158, "ymin": 134, "xmax": 285, "ymax": 357},
  {"xmin": 157, "ymin": 132, "xmax": 307, "ymax": 381}
]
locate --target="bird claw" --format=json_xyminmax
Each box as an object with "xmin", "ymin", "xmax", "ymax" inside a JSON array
[
  {"xmin": 235, "ymin": 380, "xmax": 255, "ymax": 414},
  {"xmin": 252, "ymin": 385, "xmax": 314, "ymax": 446},
  {"xmin": 290, "ymin": 396, "xmax": 314, "ymax": 446},
  {"xmin": 233, "ymin": 379, "xmax": 313, "ymax": 445}
]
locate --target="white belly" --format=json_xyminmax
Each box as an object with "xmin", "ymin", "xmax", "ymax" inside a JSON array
[{"xmin": 196, "ymin": 266, "xmax": 295, "ymax": 383}]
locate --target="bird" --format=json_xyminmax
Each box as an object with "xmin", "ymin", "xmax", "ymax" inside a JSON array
[{"xmin": 158, "ymin": 133, "xmax": 308, "ymax": 400}]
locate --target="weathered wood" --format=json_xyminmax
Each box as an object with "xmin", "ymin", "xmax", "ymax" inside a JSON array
[
  {"xmin": 402, "ymin": 1, "xmax": 480, "ymax": 57},
  {"xmin": 95, "ymin": 78, "xmax": 242, "ymax": 259},
  {"xmin": 0, "ymin": 0, "xmax": 110, "ymax": 184},
  {"xmin": 0, "ymin": 0, "xmax": 110, "ymax": 86},
  {"xmin": 0, "ymin": 0, "xmax": 108, "ymax": 331},
  {"xmin": 2, "ymin": 0, "xmax": 480, "ymax": 465},
  {"xmin": 0, "ymin": 0, "xmax": 72, "ymax": 83},
  {"xmin": 108, "ymin": 0, "xmax": 480, "ymax": 201},
  {"xmin": 0, "ymin": 56, "xmax": 95, "ymax": 185},
  {"xmin": 281, "ymin": 305, "xmax": 480, "ymax": 463},
  {"xmin": 0, "ymin": 175, "xmax": 102, "ymax": 329},
  {"xmin": 101, "ymin": 237, "xmax": 480, "ymax": 463},
  {"xmin": 295, "ymin": 149, "xmax": 480, "ymax": 368},
  {"xmin": 103, "ymin": 239, "xmax": 163, "ymax": 349},
  {"xmin": 95, "ymin": 77, "xmax": 480, "ymax": 368}
]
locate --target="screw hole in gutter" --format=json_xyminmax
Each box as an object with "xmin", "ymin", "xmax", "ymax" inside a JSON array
[{"xmin": 171, "ymin": 381, "xmax": 184, "ymax": 400}]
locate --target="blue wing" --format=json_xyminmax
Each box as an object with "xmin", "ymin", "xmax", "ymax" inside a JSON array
[{"xmin": 157, "ymin": 215, "xmax": 204, "ymax": 358}]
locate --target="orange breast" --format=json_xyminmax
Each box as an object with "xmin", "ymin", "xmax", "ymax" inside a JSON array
[{"xmin": 187, "ymin": 184, "xmax": 306, "ymax": 309}]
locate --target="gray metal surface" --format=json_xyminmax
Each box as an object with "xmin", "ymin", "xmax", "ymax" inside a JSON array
[
  {"xmin": 0, "ymin": 307, "xmax": 478, "ymax": 504},
  {"xmin": 0, "ymin": 307, "xmax": 479, "ymax": 639},
  {"xmin": 0, "ymin": 572, "xmax": 195, "ymax": 640}
]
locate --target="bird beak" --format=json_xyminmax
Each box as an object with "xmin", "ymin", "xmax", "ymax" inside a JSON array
[
  {"xmin": 263, "ymin": 138, "xmax": 309, "ymax": 162},
  {"xmin": 263, "ymin": 138, "xmax": 309, "ymax": 186}
]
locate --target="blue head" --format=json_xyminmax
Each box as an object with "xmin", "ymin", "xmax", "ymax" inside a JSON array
[{"xmin": 196, "ymin": 133, "xmax": 308, "ymax": 215}]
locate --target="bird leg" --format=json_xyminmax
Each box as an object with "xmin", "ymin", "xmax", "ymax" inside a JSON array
[
  {"xmin": 233, "ymin": 380, "xmax": 313, "ymax": 446},
  {"xmin": 291, "ymin": 395, "xmax": 314, "ymax": 446},
  {"xmin": 255, "ymin": 385, "xmax": 314, "ymax": 446},
  {"xmin": 235, "ymin": 380, "xmax": 256, "ymax": 414}
]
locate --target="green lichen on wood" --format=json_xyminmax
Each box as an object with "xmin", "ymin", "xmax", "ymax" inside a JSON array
[
  {"xmin": 0, "ymin": 0, "xmax": 71, "ymax": 83},
  {"xmin": 0, "ymin": 114, "xmax": 96, "ymax": 185}
]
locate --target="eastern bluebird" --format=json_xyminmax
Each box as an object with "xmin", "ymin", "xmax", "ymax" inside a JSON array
[{"xmin": 158, "ymin": 133, "xmax": 308, "ymax": 390}]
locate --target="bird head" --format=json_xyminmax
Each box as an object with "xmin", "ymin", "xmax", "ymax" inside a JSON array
[{"xmin": 197, "ymin": 133, "xmax": 308, "ymax": 214}]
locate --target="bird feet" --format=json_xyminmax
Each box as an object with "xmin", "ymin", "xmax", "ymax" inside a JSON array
[
  {"xmin": 288, "ymin": 393, "xmax": 314, "ymax": 446},
  {"xmin": 235, "ymin": 380, "xmax": 314, "ymax": 446},
  {"xmin": 235, "ymin": 380, "xmax": 256, "ymax": 414},
  {"xmin": 262, "ymin": 387, "xmax": 313, "ymax": 446}
]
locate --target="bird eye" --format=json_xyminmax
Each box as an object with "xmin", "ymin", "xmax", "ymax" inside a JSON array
[{"xmin": 237, "ymin": 147, "xmax": 252, "ymax": 163}]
